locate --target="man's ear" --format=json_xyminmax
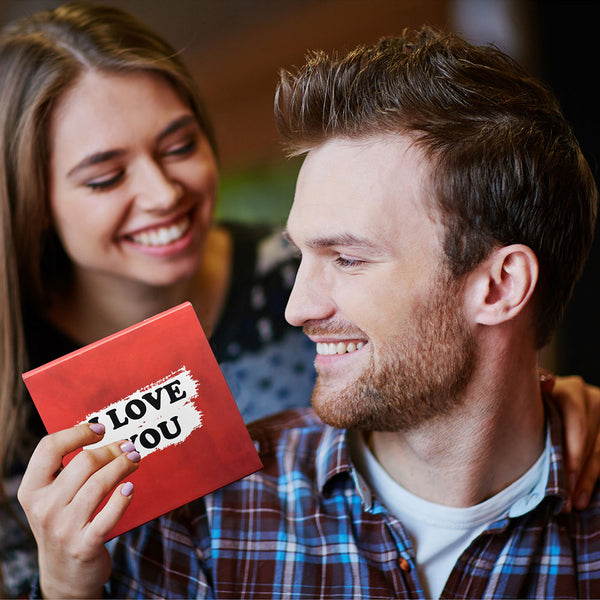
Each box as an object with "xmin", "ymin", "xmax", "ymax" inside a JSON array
[{"xmin": 466, "ymin": 244, "xmax": 539, "ymax": 326}]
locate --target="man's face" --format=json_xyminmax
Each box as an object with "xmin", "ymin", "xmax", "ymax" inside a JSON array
[{"xmin": 285, "ymin": 136, "xmax": 475, "ymax": 431}]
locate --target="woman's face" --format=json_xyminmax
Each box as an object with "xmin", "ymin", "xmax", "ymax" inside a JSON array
[{"xmin": 48, "ymin": 69, "xmax": 218, "ymax": 290}]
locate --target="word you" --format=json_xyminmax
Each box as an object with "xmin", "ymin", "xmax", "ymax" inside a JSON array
[{"xmin": 83, "ymin": 366, "xmax": 203, "ymax": 457}]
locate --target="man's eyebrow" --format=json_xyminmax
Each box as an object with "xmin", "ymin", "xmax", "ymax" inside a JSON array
[
  {"xmin": 282, "ymin": 229, "xmax": 381, "ymax": 251},
  {"xmin": 67, "ymin": 114, "xmax": 198, "ymax": 179}
]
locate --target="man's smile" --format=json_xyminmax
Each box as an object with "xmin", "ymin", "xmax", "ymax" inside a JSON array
[{"xmin": 316, "ymin": 340, "xmax": 366, "ymax": 355}]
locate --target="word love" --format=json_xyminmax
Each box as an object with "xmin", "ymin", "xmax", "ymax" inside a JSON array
[{"xmin": 83, "ymin": 366, "xmax": 203, "ymax": 458}]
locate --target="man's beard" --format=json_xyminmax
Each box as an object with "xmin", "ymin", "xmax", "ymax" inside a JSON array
[{"xmin": 309, "ymin": 278, "xmax": 475, "ymax": 432}]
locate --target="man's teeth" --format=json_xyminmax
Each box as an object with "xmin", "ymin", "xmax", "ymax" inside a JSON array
[
  {"xmin": 131, "ymin": 216, "xmax": 190, "ymax": 247},
  {"xmin": 316, "ymin": 341, "xmax": 365, "ymax": 355}
]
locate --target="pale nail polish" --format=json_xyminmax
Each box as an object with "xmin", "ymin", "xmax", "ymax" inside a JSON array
[
  {"xmin": 121, "ymin": 481, "xmax": 134, "ymax": 497},
  {"xmin": 120, "ymin": 441, "xmax": 136, "ymax": 453},
  {"xmin": 126, "ymin": 451, "xmax": 141, "ymax": 463},
  {"xmin": 89, "ymin": 422, "xmax": 105, "ymax": 435}
]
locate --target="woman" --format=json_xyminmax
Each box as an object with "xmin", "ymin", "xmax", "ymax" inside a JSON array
[
  {"xmin": 1, "ymin": 2, "xmax": 599, "ymax": 597},
  {"xmin": 0, "ymin": 3, "xmax": 316, "ymax": 595}
]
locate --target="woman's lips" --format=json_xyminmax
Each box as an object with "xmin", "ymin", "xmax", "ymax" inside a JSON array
[{"xmin": 127, "ymin": 213, "xmax": 192, "ymax": 247}]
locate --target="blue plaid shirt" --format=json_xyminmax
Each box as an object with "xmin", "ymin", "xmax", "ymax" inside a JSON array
[{"xmin": 110, "ymin": 402, "xmax": 600, "ymax": 599}]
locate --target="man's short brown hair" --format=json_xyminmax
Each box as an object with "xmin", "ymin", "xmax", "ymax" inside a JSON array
[{"xmin": 275, "ymin": 27, "xmax": 598, "ymax": 347}]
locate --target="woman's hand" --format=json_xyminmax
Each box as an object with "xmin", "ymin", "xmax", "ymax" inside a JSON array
[
  {"xmin": 546, "ymin": 374, "xmax": 600, "ymax": 511},
  {"xmin": 18, "ymin": 423, "xmax": 140, "ymax": 599}
]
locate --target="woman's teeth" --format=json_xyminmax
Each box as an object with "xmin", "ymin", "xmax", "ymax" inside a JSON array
[
  {"xmin": 131, "ymin": 215, "xmax": 191, "ymax": 247},
  {"xmin": 316, "ymin": 341, "xmax": 365, "ymax": 355}
]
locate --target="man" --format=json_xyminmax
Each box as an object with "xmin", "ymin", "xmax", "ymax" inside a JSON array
[
  {"xmin": 108, "ymin": 27, "xmax": 600, "ymax": 598},
  {"xmin": 24, "ymin": 27, "xmax": 600, "ymax": 599}
]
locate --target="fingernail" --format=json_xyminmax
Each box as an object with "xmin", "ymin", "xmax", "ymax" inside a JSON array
[
  {"xmin": 125, "ymin": 450, "xmax": 141, "ymax": 463},
  {"xmin": 89, "ymin": 422, "xmax": 105, "ymax": 435},
  {"xmin": 121, "ymin": 482, "xmax": 134, "ymax": 497},
  {"xmin": 120, "ymin": 441, "xmax": 136, "ymax": 453}
]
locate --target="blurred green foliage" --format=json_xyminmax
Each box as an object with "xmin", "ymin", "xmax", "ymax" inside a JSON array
[{"xmin": 215, "ymin": 159, "xmax": 303, "ymax": 226}]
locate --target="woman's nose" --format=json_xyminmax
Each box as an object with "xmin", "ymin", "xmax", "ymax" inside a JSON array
[{"xmin": 134, "ymin": 159, "xmax": 183, "ymax": 212}]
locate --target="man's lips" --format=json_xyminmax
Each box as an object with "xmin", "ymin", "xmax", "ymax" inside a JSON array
[
  {"xmin": 314, "ymin": 340, "xmax": 367, "ymax": 355},
  {"xmin": 304, "ymin": 324, "xmax": 368, "ymax": 356}
]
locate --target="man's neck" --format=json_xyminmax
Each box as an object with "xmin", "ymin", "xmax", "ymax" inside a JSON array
[{"xmin": 369, "ymin": 365, "xmax": 545, "ymax": 507}]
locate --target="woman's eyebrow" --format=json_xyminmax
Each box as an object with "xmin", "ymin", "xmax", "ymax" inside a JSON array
[
  {"xmin": 67, "ymin": 115, "xmax": 198, "ymax": 179},
  {"xmin": 156, "ymin": 114, "xmax": 197, "ymax": 142},
  {"xmin": 67, "ymin": 149, "xmax": 124, "ymax": 178}
]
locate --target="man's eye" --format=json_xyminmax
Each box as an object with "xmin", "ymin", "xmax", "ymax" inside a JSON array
[
  {"xmin": 335, "ymin": 256, "xmax": 364, "ymax": 268},
  {"xmin": 85, "ymin": 171, "xmax": 124, "ymax": 191}
]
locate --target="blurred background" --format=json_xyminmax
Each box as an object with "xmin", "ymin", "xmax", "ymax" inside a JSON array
[{"xmin": 1, "ymin": 0, "xmax": 598, "ymax": 383}]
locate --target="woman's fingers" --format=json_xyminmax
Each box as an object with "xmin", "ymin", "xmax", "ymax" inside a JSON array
[
  {"xmin": 572, "ymin": 434, "xmax": 600, "ymax": 510},
  {"xmin": 570, "ymin": 386, "xmax": 600, "ymax": 509},
  {"xmin": 19, "ymin": 422, "xmax": 106, "ymax": 491},
  {"xmin": 553, "ymin": 376, "xmax": 589, "ymax": 490},
  {"xmin": 19, "ymin": 423, "xmax": 140, "ymax": 542},
  {"xmin": 83, "ymin": 482, "xmax": 135, "ymax": 546},
  {"xmin": 53, "ymin": 438, "xmax": 139, "ymax": 507},
  {"xmin": 64, "ymin": 444, "xmax": 140, "ymax": 525},
  {"xmin": 18, "ymin": 423, "xmax": 141, "ymax": 599},
  {"xmin": 551, "ymin": 375, "xmax": 600, "ymax": 509}
]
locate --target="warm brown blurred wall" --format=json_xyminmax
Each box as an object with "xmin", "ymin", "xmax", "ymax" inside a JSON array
[
  {"xmin": 185, "ymin": 0, "xmax": 449, "ymax": 170},
  {"xmin": 0, "ymin": 0, "xmax": 450, "ymax": 171}
]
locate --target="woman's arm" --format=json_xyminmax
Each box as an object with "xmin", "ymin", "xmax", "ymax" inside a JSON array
[{"xmin": 17, "ymin": 423, "xmax": 139, "ymax": 599}]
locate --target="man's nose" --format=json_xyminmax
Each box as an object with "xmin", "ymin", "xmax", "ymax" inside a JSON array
[{"xmin": 285, "ymin": 259, "xmax": 336, "ymax": 327}]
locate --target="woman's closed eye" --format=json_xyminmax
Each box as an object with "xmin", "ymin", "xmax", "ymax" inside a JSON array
[
  {"xmin": 84, "ymin": 170, "xmax": 125, "ymax": 191},
  {"xmin": 162, "ymin": 137, "xmax": 198, "ymax": 159}
]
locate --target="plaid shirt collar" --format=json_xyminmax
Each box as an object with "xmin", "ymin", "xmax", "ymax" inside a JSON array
[{"xmin": 313, "ymin": 398, "xmax": 570, "ymax": 515}]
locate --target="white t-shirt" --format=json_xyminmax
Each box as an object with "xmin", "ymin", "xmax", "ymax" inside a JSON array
[{"xmin": 349, "ymin": 429, "xmax": 550, "ymax": 599}]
